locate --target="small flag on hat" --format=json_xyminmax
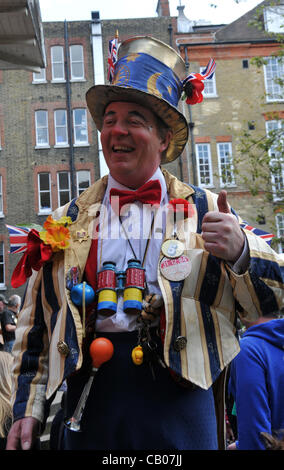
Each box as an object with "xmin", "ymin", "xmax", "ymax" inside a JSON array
[{"xmin": 107, "ymin": 30, "xmax": 119, "ymax": 83}]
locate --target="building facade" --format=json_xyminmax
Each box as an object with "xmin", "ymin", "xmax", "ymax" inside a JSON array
[{"xmin": 0, "ymin": 0, "xmax": 283, "ymax": 298}]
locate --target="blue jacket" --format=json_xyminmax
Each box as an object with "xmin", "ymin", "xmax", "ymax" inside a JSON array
[{"xmin": 229, "ymin": 319, "xmax": 284, "ymax": 450}]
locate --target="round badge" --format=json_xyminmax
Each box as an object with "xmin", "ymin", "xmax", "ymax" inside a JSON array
[
  {"xmin": 160, "ymin": 255, "xmax": 191, "ymax": 281},
  {"xmin": 161, "ymin": 239, "xmax": 185, "ymax": 258}
]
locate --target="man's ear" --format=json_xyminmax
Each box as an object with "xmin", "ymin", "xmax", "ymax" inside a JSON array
[{"xmin": 160, "ymin": 129, "xmax": 173, "ymax": 153}]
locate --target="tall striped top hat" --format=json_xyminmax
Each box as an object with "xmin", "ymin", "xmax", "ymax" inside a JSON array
[{"xmin": 86, "ymin": 36, "xmax": 189, "ymax": 163}]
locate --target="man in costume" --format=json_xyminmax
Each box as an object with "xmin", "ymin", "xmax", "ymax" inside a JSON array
[{"xmin": 6, "ymin": 36, "xmax": 284, "ymax": 450}]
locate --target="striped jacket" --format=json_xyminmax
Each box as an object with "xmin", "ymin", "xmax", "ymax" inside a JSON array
[{"xmin": 12, "ymin": 169, "xmax": 284, "ymax": 425}]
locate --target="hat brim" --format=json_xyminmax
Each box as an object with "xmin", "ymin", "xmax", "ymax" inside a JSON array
[{"xmin": 86, "ymin": 85, "xmax": 188, "ymax": 163}]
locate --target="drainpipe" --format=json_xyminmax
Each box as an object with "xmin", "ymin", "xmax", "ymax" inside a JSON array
[
  {"xmin": 168, "ymin": 22, "xmax": 184, "ymax": 182},
  {"xmin": 183, "ymin": 46, "xmax": 197, "ymax": 186},
  {"xmin": 64, "ymin": 20, "xmax": 76, "ymax": 198},
  {"xmin": 91, "ymin": 11, "xmax": 109, "ymax": 178}
]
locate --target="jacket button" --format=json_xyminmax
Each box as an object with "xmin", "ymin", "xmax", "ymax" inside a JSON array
[
  {"xmin": 174, "ymin": 336, "xmax": 187, "ymax": 352},
  {"xmin": 57, "ymin": 340, "xmax": 70, "ymax": 356}
]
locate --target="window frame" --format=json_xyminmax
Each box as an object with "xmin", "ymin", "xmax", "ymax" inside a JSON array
[
  {"xmin": 200, "ymin": 66, "xmax": 217, "ymax": 98},
  {"xmin": 264, "ymin": 6, "xmax": 284, "ymax": 33},
  {"xmin": 263, "ymin": 56, "xmax": 284, "ymax": 103},
  {"xmin": 0, "ymin": 241, "xmax": 5, "ymax": 288},
  {"xmin": 57, "ymin": 171, "xmax": 71, "ymax": 207},
  {"xmin": 76, "ymin": 170, "xmax": 91, "ymax": 197},
  {"xmin": 35, "ymin": 110, "xmax": 49, "ymax": 148},
  {"xmin": 275, "ymin": 213, "xmax": 284, "ymax": 253},
  {"xmin": 32, "ymin": 68, "xmax": 47, "ymax": 84},
  {"xmin": 217, "ymin": 141, "xmax": 236, "ymax": 187},
  {"xmin": 195, "ymin": 143, "xmax": 214, "ymax": 187},
  {"xmin": 54, "ymin": 109, "xmax": 68, "ymax": 147},
  {"xmin": 266, "ymin": 119, "xmax": 284, "ymax": 201},
  {"xmin": 70, "ymin": 44, "xmax": 85, "ymax": 81},
  {"xmin": 73, "ymin": 108, "xmax": 88, "ymax": 146},
  {"xmin": 0, "ymin": 176, "xmax": 3, "ymax": 216},
  {"xmin": 51, "ymin": 45, "xmax": 65, "ymax": 82},
  {"xmin": 38, "ymin": 172, "xmax": 52, "ymax": 214}
]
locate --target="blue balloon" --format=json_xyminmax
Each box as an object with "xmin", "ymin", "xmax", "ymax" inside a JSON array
[{"xmin": 70, "ymin": 283, "xmax": 95, "ymax": 306}]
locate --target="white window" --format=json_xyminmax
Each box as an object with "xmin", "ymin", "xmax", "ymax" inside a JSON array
[
  {"xmin": 70, "ymin": 45, "xmax": 84, "ymax": 80},
  {"xmin": 201, "ymin": 67, "xmax": 217, "ymax": 97},
  {"xmin": 217, "ymin": 142, "xmax": 235, "ymax": 187},
  {"xmin": 73, "ymin": 109, "xmax": 88, "ymax": 145},
  {"xmin": 35, "ymin": 110, "xmax": 49, "ymax": 147},
  {"xmin": 276, "ymin": 213, "xmax": 284, "ymax": 253},
  {"xmin": 51, "ymin": 46, "xmax": 65, "ymax": 82},
  {"xmin": 264, "ymin": 57, "xmax": 284, "ymax": 102},
  {"xmin": 57, "ymin": 171, "xmax": 71, "ymax": 206},
  {"xmin": 0, "ymin": 242, "xmax": 5, "ymax": 287},
  {"xmin": 38, "ymin": 173, "xmax": 51, "ymax": 213},
  {"xmin": 0, "ymin": 176, "xmax": 3, "ymax": 215},
  {"xmin": 266, "ymin": 120, "xmax": 284, "ymax": 201},
  {"xmin": 76, "ymin": 170, "xmax": 90, "ymax": 196},
  {"xmin": 33, "ymin": 68, "xmax": 46, "ymax": 83},
  {"xmin": 264, "ymin": 6, "xmax": 284, "ymax": 33},
  {"xmin": 54, "ymin": 110, "xmax": 68, "ymax": 146},
  {"xmin": 195, "ymin": 143, "xmax": 213, "ymax": 187}
]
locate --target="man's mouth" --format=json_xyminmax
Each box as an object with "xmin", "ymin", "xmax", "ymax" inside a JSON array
[{"xmin": 112, "ymin": 145, "xmax": 134, "ymax": 153}]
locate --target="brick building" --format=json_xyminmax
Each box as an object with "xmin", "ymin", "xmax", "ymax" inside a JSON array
[
  {"xmin": 0, "ymin": 0, "xmax": 283, "ymax": 297},
  {"xmin": 173, "ymin": 0, "xmax": 283, "ymax": 248}
]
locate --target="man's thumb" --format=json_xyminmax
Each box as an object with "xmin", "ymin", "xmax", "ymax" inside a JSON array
[{"xmin": 217, "ymin": 190, "xmax": 230, "ymax": 214}]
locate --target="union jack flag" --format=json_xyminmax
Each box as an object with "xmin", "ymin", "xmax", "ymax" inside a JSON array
[
  {"xmin": 183, "ymin": 58, "xmax": 216, "ymax": 86},
  {"xmin": 6, "ymin": 224, "xmax": 31, "ymax": 254},
  {"xmin": 107, "ymin": 33, "xmax": 118, "ymax": 83},
  {"xmin": 240, "ymin": 222, "xmax": 275, "ymax": 245}
]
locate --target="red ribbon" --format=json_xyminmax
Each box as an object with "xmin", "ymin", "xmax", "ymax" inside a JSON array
[
  {"xmin": 168, "ymin": 198, "xmax": 194, "ymax": 219},
  {"xmin": 11, "ymin": 229, "xmax": 53, "ymax": 288}
]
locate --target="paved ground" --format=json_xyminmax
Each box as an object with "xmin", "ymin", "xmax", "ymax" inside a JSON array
[{"xmin": 40, "ymin": 390, "xmax": 64, "ymax": 450}]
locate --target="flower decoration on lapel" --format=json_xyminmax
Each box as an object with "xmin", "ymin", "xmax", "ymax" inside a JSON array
[
  {"xmin": 168, "ymin": 198, "xmax": 194, "ymax": 219},
  {"xmin": 39, "ymin": 215, "xmax": 72, "ymax": 252},
  {"xmin": 9, "ymin": 216, "xmax": 72, "ymax": 288}
]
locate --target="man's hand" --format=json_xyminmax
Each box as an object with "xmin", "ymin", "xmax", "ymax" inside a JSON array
[
  {"xmin": 201, "ymin": 190, "xmax": 245, "ymax": 263},
  {"xmin": 6, "ymin": 417, "xmax": 40, "ymax": 450}
]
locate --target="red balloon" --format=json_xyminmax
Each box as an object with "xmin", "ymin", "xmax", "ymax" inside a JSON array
[{"xmin": 89, "ymin": 337, "xmax": 114, "ymax": 368}]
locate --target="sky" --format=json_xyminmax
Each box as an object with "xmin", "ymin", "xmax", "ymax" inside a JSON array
[{"xmin": 39, "ymin": 0, "xmax": 263, "ymax": 25}]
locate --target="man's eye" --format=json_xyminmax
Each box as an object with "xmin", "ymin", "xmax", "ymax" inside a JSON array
[
  {"xmin": 103, "ymin": 119, "xmax": 115, "ymax": 126},
  {"xmin": 128, "ymin": 119, "xmax": 145, "ymax": 127}
]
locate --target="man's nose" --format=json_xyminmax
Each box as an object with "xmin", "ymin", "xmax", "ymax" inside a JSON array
[{"xmin": 110, "ymin": 121, "xmax": 129, "ymax": 136}]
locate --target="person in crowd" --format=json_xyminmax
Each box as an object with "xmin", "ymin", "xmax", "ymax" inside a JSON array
[
  {"xmin": 0, "ymin": 294, "xmax": 8, "ymax": 350},
  {"xmin": 1, "ymin": 295, "xmax": 21, "ymax": 353},
  {"xmin": 227, "ymin": 311, "xmax": 284, "ymax": 450},
  {"xmin": 6, "ymin": 36, "xmax": 284, "ymax": 451},
  {"xmin": 0, "ymin": 351, "xmax": 13, "ymax": 449}
]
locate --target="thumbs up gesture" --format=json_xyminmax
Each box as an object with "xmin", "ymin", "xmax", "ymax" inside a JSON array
[{"xmin": 201, "ymin": 190, "xmax": 245, "ymax": 262}]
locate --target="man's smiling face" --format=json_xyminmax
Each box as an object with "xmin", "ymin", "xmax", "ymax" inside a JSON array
[{"xmin": 101, "ymin": 101, "xmax": 171, "ymax": 189}]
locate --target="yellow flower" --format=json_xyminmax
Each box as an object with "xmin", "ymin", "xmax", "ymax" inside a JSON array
[
  {"xmin": 40, "ymin": 226, "xmax": 70, "ymax": 252},
  {"xmin": 39, "ymin": 215, "xmax": 72, "ymax": 252}
]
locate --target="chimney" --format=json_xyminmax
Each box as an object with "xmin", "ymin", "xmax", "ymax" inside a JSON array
[
  {"xmin": 156, "ymin": 0, "xmax": 170, "ymax": 17},
  {"xmin": 177, "ymin": 5, "xmax": 194, "ymax": 33}
]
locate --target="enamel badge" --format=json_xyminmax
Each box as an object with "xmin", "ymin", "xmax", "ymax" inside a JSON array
[
  {"xmin": 161, "ymin": 239, "xmax": 184, "ymax": 258},
  {"xmin": 160, "ymin": 255, "xmax": 191, "ymax": 281}
]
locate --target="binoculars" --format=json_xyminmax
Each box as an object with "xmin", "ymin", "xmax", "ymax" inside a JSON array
[{"xmin": 97, "ymin": 259, "xmax": 145, "ymax": 316}]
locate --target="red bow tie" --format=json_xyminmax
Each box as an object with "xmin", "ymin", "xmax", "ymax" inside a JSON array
[{"xmin": 109, "ymin": 179, "xmax": 162, "ymax": 213}]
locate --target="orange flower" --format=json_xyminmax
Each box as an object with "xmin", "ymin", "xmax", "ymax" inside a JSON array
[
  {"xmin": 40, "ymin": 225, "xmax": 70, "ymax": 252},
  {"xmin": 43, "ymin": 215, "xmax": 72, "ymax": 229}
]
